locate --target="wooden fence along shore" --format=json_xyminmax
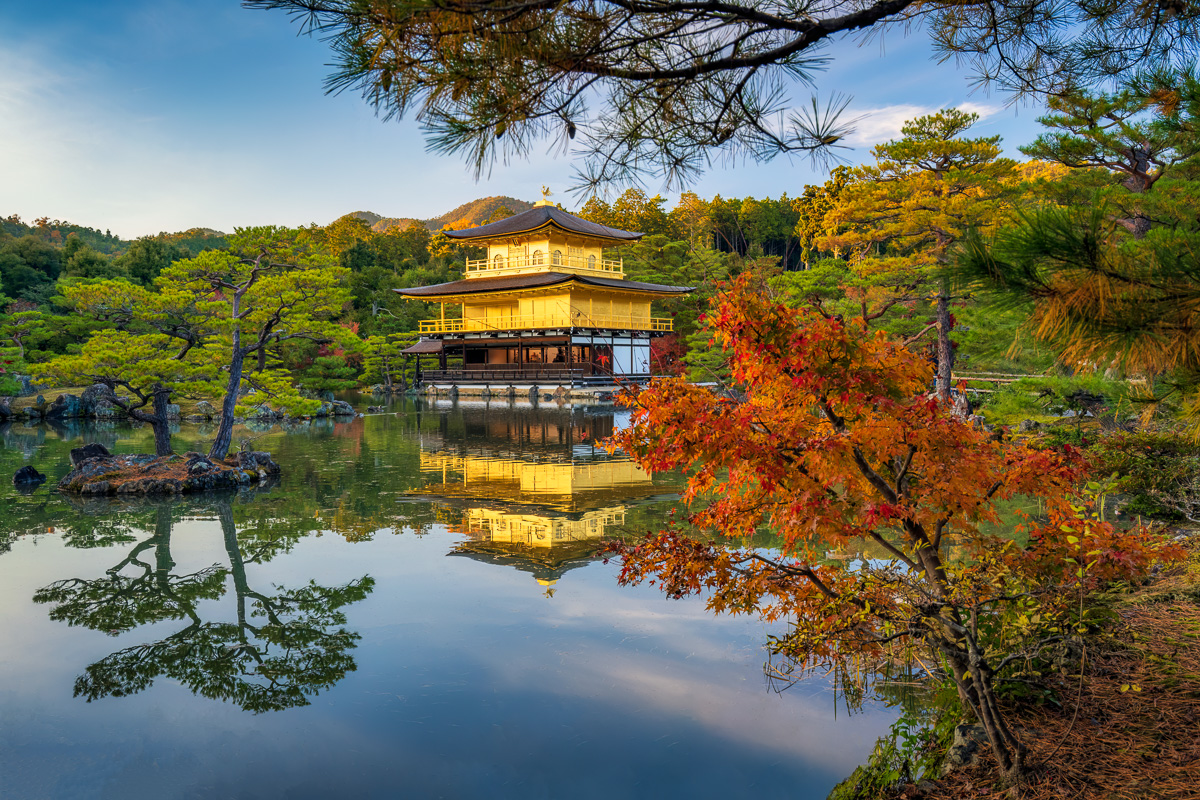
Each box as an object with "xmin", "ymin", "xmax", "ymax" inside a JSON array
[{"xmin": 951, "ymin": 371, "xmax": 1030, "ymax": 393}]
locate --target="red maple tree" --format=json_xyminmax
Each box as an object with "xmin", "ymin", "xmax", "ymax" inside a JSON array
[{"xmin": 609, "ymin": 276, "xmax": 1180, "ymax": 785}]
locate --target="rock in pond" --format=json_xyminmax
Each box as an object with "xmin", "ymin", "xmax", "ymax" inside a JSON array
[
  {"xmin": 329, "ymin": 400, "xmax": 356, "ymax": 417},
  {"xmin": 247, "ymin": 403, "xmax": 285, "ymax": 421},
  {"xmin": 194, "ymin": 400, "xmax": 216, "ymax": 420},
  {"xmin": 58, "ymin": 451, "xmax": 282, "ymax": 496},
  {"xmin": 13, "ymin": 465, "xmax": 46, "ymax": 485},
  {"xmin": 80, "ymin": 383, "xmax": 112, "ymax": 407},
  {"xmin": 46, "ymin": 393, "xmax": 84, "ymax": 418},
  {"xmin": 70, "ymin": 443, "xmax": 112, "ymax": 468}
]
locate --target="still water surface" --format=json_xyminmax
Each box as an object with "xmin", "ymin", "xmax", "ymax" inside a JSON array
[{"xmin": 0, "ymin": 398, "xmax": 894, "ymax": 799}]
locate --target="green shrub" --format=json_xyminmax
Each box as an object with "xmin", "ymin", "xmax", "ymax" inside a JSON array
[
  {"xmin": 979, "ymin": 373, "xmax": 1132, "ymax": 427},
  {"xmin": 1092, "ymin": 431, "xmax": 1200, "ymax": 521},
  {"xmin": 827, "ymin": 699, "xmax": 959, "ymax": 799}
]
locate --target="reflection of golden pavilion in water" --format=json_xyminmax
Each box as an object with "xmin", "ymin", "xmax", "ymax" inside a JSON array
[{"xmin": 412, "ymin": 404, "xmax": 664, "ymax": 583}]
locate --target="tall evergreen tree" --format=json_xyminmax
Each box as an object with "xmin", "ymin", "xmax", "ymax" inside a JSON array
[{"xmin": 818, "ymin": 109, "xmax": 1019, "ymax": 398}]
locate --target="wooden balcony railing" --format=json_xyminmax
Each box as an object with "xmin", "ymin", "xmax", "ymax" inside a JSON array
[
  {"xmin": 464, "ymin": 254, "xmax": 623, "ymax": 277},
  {"xmin": 421, "ymin": 366, "xmax": 588, "ymax": 382},
  {"xmin": 419, "ymin": 313, "xmax": 672, "ymax": 334},
  {"xmin": 419, "ymin": 367, "xmax": 655, "ymax": 384}
]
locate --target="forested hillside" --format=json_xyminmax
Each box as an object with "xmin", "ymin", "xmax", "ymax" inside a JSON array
[
  {"xmin": 345, "ymin": 196, "xmax": 534, "ymax": 234},
  {"xmin": 1, "ymin": 215, "xmax": 127, "ymax": 255},
  {"xmin": 427, "ymin": 195, "xmax": 533, "ymax": 229}
]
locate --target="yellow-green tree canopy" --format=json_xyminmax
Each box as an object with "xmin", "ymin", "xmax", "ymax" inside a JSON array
[
  {"xmin": 822, "ymin": 109, "xmax": 1018, "ymax": 275},
  {"xmin": 801, "ymin": 109, "xmax": 1021, "ymax": 397},
  {"xmin": 40, "ymin": 226, "xmax": 356, "ymax": 458},
  {"xmin": 161, "ymin": 226, "xmax": 356, "ymax": 458}
]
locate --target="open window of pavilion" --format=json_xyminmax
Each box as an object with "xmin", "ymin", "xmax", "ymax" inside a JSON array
[{"xmin": 396, "ymin": 196, "xmax": 692, "ymax": 385}]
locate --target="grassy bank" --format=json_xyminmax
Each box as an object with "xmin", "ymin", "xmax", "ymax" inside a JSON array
[{"xmin": 6, "ymin": 387, "xmax": 213, "ymax": 417}]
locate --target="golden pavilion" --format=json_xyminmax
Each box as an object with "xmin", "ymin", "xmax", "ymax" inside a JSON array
[{"xmin": 396, "ymin": 194, "xmax": 692, "ymax": 384}]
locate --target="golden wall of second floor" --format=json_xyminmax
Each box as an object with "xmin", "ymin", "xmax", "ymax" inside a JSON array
[
  {"xmin": 460, "ymin": 506, "xmax": 627, "ymax": 548},
  {"xmin": 469, "ymin": 235, "xmax": 623, "ymax": 278},
  {"xmin": 418, "ymin": 450, "xmax": 654, "ymax": 509},
  {"xmin": 453, "ymin": 288, "xmax": 657, "ymax": 333}
]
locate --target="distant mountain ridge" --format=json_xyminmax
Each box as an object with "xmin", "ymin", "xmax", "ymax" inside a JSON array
[
  {"xmin": 346, "ymin": 195, "xmax": 534, "ymax": 233},
  {"xmin": 3, "ymin": 195, "xmax": 537, "ymax": 248},
  {"xmin": 428, "ymin": 195, "xmax": 535, "ymax": 229}
]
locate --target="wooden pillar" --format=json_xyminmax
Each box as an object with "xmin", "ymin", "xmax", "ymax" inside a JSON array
[{"xmin": 567, "ymin": 335, "xmax": 573, "ymax": 383}]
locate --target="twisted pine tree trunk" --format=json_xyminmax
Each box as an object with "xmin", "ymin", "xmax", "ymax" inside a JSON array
[
  {"xmin": 936, "ymin": 290, "xmax": 954, "ymax": 402},
  {"xmin": 209, "ymin": 288, "xmax": 247, "ymax": 461},
  {"xmin": 1119, "ymin": 142, "xmax": 1153, "ymax": 239},
  {"xmin": 125, "ymin": 383, "xmax": 174, "ymax": 457},
  {"xmin": 150, "ymin": 385, "xmax": 173, "ymax": 457},
  {"xmin": 209, "ymin": 345, "xmax": 244, "ymax": 461}
]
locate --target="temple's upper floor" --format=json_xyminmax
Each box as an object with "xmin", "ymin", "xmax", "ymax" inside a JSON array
[{"xmin": 443, "ymin": 203, "xmax": 642, "ymax": 280}]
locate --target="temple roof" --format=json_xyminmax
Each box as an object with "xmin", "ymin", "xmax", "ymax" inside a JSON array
[
  {"xmin": 442, "ymin": 206, "xmax": 642, "ymax": 243},
  {"xmin": 395, "ymin": 271, "xmax": 692, "ymax": 298},
  {"xmin": 400, "ymin": 339, "xmax": 445, "ymax": 354}
]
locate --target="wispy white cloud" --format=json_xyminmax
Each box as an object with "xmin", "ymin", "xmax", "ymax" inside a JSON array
[
  {"xmin": 843, "ymin": 102, "xmax": 1003, "ymax": 148},
  {"xmin": 0, "ymin": 31, "xmax": 565, "ymax": 237},
  {"xmin": 0, "ymin": 43, "xmax": 243, "ymax": 237}
]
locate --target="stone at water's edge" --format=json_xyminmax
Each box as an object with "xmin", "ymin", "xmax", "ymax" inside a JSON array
[
  {"xmin": 13, "ymin": 465, "xmax": 46, "ymax": 485},
  {"xmin": 46, "ymin": 393, "xmax": 84, "ymax": 418},
  {"xmin": 941, "ymin": 724, "xmax": 988, "ymax": 777},
  {"xmin": 57, "ymin": 451, "xmax": 282, "ymax": 496},
  {"xmin": 70, "ymin": 443, "xmax": 112, "ymax": 468},
  {"xmin": 330, "ymin": 400, "xmax": 356, "ymax": 417}
]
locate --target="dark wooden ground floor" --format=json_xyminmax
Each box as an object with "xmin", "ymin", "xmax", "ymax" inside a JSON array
[{"xmin": 413, "ymin": 333, "xmax": 655, "ymax": 384}]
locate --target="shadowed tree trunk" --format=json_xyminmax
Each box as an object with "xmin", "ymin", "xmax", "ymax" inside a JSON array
[
  {"xmin": 218, "ymin": 502, "xmax": 253, "ymax": 637},
  {"xmin": 151, "ymin": 386, "xmax": 173, "ymax": 457},
  {"xmin": 122, "ymin": 383, "xmax": 175, "ymax": 457},
  {"xmin": 1118, "ymin": 142, "xmax": 1154, "ymax": 238},
  {"xmin": 209, "ymin": 311, "xmax": 245, "ymax": 461},
  {"xmin": 153, "ymin": 505, "xmax": 176, "ymax": 592},
  {"xmin": 935, "ymin": 289, "xmax": 954, "ymax": 402}
]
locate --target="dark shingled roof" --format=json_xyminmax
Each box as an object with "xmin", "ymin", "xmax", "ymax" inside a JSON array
[
  {"xmin": 395, "ymin": 272, "xmax": 692, "ymax": 298},
  {"xmin": 442, "ymin": 205, "xmax": 642, "ymax": 242},
  {"xmin": 400, "ymin": 339, "xmax": 445, "ymax": 355}
]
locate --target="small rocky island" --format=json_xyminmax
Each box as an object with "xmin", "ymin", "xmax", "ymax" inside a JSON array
[
  {"xmin": 3, "ymin": 383, "xmax": 361, "ymax": 495},
  {"xmin": 58, "ymin": 444, "xmax": 281, "ymax": 496}
]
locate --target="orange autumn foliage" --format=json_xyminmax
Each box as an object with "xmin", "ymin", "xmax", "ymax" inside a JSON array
[{"xmin": 609, "ymin": 275, "xmax": 1181, "ymax": 783}]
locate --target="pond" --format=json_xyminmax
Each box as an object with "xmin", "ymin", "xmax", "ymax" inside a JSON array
[{"xmin": 0, "ymin": 397, "xmax": 896, "ymax": 800}]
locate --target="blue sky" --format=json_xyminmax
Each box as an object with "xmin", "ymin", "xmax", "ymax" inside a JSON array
[{"xmin": 0, "ymin": 1, "xmax": 1049, "ymax": 239}]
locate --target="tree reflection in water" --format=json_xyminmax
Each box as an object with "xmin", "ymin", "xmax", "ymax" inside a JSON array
[{"xmin": 33, "ymin": 496, "xmax": 373, "ymax": 713}]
